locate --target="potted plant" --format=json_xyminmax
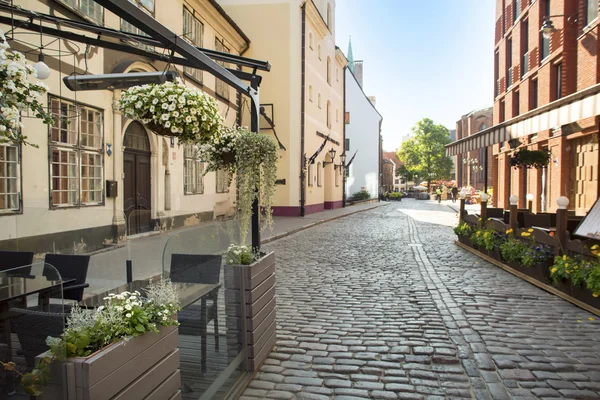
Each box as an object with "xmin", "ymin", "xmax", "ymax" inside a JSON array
[
  {"xmin": 0, "ymin": 29, "xmax": 54, "ymax": 146},
  {"xmin": 481, "ymin": 227, "xmax": 505, "ymax": 261},
  {"xmin": 510, "ymin": 148, "xmax": 551, "ymax": 169},
  {"xmin": 499, "ymin": 228, "xmax": 528, "ymax": 269},
  {"xmin": 119, "ymin": 79, "xmax": 223, "ymax": 143},
  {"xmin": 199, "ymin": 126, "xmax": 278, "ymax": 243},
  {"xmin": 550, "ymin": 254, "xmax": 577, "ymax": 296},
  {"xmin": 583, "ymin": 261, "xmax": 600, "ymax": 309},
  {"xmin": 223, "ymin": 245, "xmax": 276, "ymax": 371},
  {"xmin": 3, "ymin": 280, "xmax": 181, "ymax": 397},
  {"xmin": 454, "ymin": 222, "xmax": 473, "ymax": 246}
]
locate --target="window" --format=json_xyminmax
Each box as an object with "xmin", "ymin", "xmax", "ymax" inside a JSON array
[
  {"xmin": 587, "ymin": 0, "xmax": 598, "ymax": 26},
  {"xmin": 318, "ymin": 93, "xmax": 322, "ymax": 108},
  {"xmin": 308, "ymin": 163, "xmax": 314, "ymax": 186},
  {"xmin": 327, "ymin": 101, "xmax": 331, "ymax": 128},
  {"xmin": 318, "ymin": 45, "xmax": 321, "ymax": 60},
  {"xmin": 345, "ymin": 138, "xmax": 350, "ymax": 151},
  {"xmin": 183, "ymin": 8, "xmax": 204, "ymax": 83},
  {"xmin": 336, "ymin": 109, "xmax": 339, "ymax": 122},
  {"xmin": 499, "ymin": 99, "xmax": 506, "ymax": 123},
  {"xmin": 0, "ymin": 145, "xmax": 20, "ymax": 213},
  {"xmin": 513, "ymin": 90, "xmax": 520, "ymax": 117},
  {"xmin": 555, "ymin": 63, "xmax": 562, "ymax": 100},
  {"xmin": 317, "ymin": 162, "xmax": 322, "ymax": 186},
  {"xmin": 215, "ymin": 38, "xmax": 230, "ymax": 100},
  {"xmin": 494, "ymin": 51, "xmax": 500, "ymax": 96},
  {"xmin": 521, "ymin": 19, "xmax": 529, "ymax": 77},
  {"xmin": 530, "ymin": 78, "xmax": 538, "ymax": 110},
  {"xmin": 216, "ymin": 169, "xmax": 230, "ymax": 193},
  {"xmin": 309, "ymin": 32, "xmax": 313, "ymax": 49},
  {"xmin": 327, "ymin": 57, "xmax": 331, "ymax": 84},
  {"xmin": 57, "ymin": 0, "xmax": 103, "ymax": 24},
  {"xmin": 184, "ymin": 145, "xmax": 204, "ymax": 194},
  {"xmin": 336, "ymin": 68, "xmax": 339, "ymax": 82},
  {"xmin": 309, "ymin": 85, "xmax": 313, "ymax": 102},
  {"xmin": 121, "ymin": 0, "xmax": 154, "ymax": 37},
  {"xmin": 506, "ymin": 37, "xmax": 513, "ymax": 88},
  {"xmin": 540, "ymin": 0, "xmax": 550, "ymax": 61},
  {"xmin": 49, "ymin": 97, "xmax": 104, "ymax": 207},
  {"xmin": 513, "ymin": 0, "xmax": 520, "ymax": 22}
]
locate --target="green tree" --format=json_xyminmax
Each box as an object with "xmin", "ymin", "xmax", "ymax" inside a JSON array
[{"xmin": 396, "ymin": 118, "xmax": 453, "ymax": 190}]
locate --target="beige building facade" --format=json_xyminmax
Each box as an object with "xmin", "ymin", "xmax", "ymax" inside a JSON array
[
  {"xmin": 0, "ymin": 0, "xmax": 249, "ymax": 253},
  {"xmin": 220, "ymin": 0, "xmax": 347, "ymax": 215}
]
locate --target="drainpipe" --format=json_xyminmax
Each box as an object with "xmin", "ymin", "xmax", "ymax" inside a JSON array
[
  {"xmin": 112, "ymin": 91, "xmax": 120, "ymax": 227},
  {"xmin": 300, "ymin": 3, "xmax": 307, "ymax": 217},
  {"xmin": 342, "ymin": 66, "xmax": 346, "ymax": 207}
]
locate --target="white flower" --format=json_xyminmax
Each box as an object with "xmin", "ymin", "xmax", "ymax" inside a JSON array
[
  {"xmin": 125, "ymin": 304, "xmax": 132, "ymax": 311},
  {"xmin": 126, "ymin": 313, "xmax": 132, "ymax": 318}
]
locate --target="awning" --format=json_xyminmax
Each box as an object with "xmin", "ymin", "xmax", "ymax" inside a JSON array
[{"xmin": 446, "ymin": 83, "xmax": 600, "ymax": 156}]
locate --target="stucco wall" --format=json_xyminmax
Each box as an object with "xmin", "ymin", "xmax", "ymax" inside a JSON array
[{"xmin": 344, "ymin": 69, "xmax": 381, "ymax": 199}]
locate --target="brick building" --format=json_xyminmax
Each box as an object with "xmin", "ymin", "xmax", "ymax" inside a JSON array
[
  {"xmin": 447, "ymin": 0, "xmax": 600, "ymax": 215},
  {"xmin": 455, "ymin": 108, "xmax": 493, "ymax": 191}
]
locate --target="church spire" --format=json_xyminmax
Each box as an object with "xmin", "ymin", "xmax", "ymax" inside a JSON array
[{"xmin": 347, "ymin": 36, "xmax": 354, "ymax": 73}]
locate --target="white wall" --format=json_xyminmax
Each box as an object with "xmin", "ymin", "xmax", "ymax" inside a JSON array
[{"xmin": 345, "ymin": 69, "xmax": 381, "ymax": 199}]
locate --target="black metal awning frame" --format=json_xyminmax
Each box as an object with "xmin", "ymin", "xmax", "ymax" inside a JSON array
[{"xmin": 0, "ymin": 0, "xmax": 270, "ymax": 250}]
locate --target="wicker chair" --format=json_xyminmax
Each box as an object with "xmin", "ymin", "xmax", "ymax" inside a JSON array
[
  {"xmin": 0, "ymin": 250, "xmax": 34, "ymax": 273},
  {"xmin": 41, "ymin": 254, "xmax": 90, "ymax": 313},
  {"xmin": 170, "ymin": 254, "xmax": 221, "ymax": 361}
]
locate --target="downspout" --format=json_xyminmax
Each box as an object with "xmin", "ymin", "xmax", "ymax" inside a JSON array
[
  {"xmin": 342, "ymin": 65, "xmax": 347, "ymax": 207},
  {"xmin": 300, "ymin": 3, "xmax": 307, "ymax": 216},
  {"xmin": 112, "ymin": 90, "xmax": 120, "ymax": 228}
]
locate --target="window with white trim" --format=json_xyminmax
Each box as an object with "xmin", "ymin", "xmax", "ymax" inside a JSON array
[
  {"xmin": 183, "ymin": 8, "xmax": 204, "ymax": 84},
  {"xmin": 49, "ymin": 97, "xmax": 104, "ymax": 207},
  {"xmin": 308, "ymin": 163, "xmax": 314, "ymax": 187},
  {"xmin": 317, "ymin": 162, "xmax": 323, "ymax": 187},
  {"xmin": 327, "ymin": 57, "xmax": 331, "ymax": 84},
  {"xmin": 57, "ymin": 0, "xmax": 103, "ymax": 24},
  {"xmin": 216, "ymin": 169, "xmax": 230, "ymax": 193},
  {"xmin": 318, "ymin": 93, "xmax": 321, "ymax": 108},
  {"xmin": 184, "ymin": 145, "xmax": 204, "ymax": 194},
  {"xmin": 215, "ymin": 38, "xmax": 231, "ymax": 100},
  {"xmin": 0, "ymin": 145, "xmax": 20, "ymax": 213},
  {"xmin": 121, "ymin": 0, "xmax": 154, "ymax": 37}
]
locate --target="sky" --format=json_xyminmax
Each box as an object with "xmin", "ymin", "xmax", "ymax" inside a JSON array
[{"xmin": 335, "ymin": 0, "xmax": 496, "ymax": 151}]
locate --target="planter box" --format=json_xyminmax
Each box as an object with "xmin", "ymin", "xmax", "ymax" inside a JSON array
[
  {"xmin": 485, "ymin": 248, "xmax": 501, "ymax": 261},
  {"xmin": 224, "ymin": 252, "xmax": 276, "ymax": 371},
  {"xmin": 570, "ymin": 285, "xmax": 600, "ymax": 310},
  {"xmin": 40, "ymin": 325, "xmax": 181, "ymax": 400},
  {"xmin": 457, "ymin": 235, "xmax": 473, "ymax": 247},
  {"xmin": 506, "ymin": 261, "xmax": 552, "ymax": 284},
  {"xmin": 553, "ymin": 279, "xmax": 573, "ymax": 297}
]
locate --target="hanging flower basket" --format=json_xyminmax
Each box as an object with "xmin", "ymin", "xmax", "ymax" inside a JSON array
[
  {"xmin": 119, "ymin": 79, "xmax": 223, "ymax": 144},
  {"xmin": 510, "ymin": 149, "xmax": 551, "ymax": 169}
]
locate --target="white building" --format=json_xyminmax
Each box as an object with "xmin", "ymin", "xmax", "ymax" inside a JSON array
[{"xmin": 344, "ymin": 60, "xmax": 382, "ymax": 200}]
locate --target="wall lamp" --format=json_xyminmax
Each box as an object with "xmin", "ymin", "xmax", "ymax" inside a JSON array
[
  {"xmin": 540, "ymin": 14, "xmax": 578, "ymax": 39},
  {"xmin": 335, "ymin": 152, "xmax": 347, "ymax": 170},
  {"xmin": 322, "ymin": 148, "xmax": 337, "ymax": 167}
]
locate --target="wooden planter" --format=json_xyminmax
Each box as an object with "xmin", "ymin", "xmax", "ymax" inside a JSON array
[
  {"xmin": 570, "ymin": 285, "xmax": 600, "ymax": 310},
  {"xmin": 485, "ymin": 248, "xmax": 501, "ymax": 262},
  {"xmin": 224, "ymin": 252, "xmax": 276, "ymax": 371},
  {"xmin": 506, "ymin": 260, "xmax": 552, "ymax": 284},
  {"xmin": 41, "ymin": 325, "xmax": 181, "ymax": 400},
  {"xmin": 553, "ymin": 279, "xmax": 573, "ymax": 297},
  {"xmin": 457, "ymin": 235, "xmax": 472, "ymax": 247}
]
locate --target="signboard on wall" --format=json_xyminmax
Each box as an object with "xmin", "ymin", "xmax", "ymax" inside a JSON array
[{"xmin": 574, "ymin": 197, "xmax": 600, "ymax": 239}]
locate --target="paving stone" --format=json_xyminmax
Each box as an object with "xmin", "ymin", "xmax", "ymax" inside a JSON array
[
  {"xmin": 498, "ymin": 369, "xmax": 536, "ymax": 381},
  {"xmin": 324, "ymin": 379, "xmax": 352, "ymax": 388}
]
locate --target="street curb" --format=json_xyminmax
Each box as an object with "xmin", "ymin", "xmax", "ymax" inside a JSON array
[{"xmin": 261, "ymin": 203, "xmax": 388, "ymax": 245}]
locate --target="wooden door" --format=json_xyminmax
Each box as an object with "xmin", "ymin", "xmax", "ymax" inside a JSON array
[
  {"xmin": 123, "ymin": 122, "xmax": 152, "ymax": 235},
  {"xmin": 570, "ymin": 136, "xmax": 599, "ymax": 215}
]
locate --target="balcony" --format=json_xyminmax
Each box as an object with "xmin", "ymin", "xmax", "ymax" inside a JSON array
[{"xmin": 522, "ymin": 52, "xmax": 529, "ymax": 77}]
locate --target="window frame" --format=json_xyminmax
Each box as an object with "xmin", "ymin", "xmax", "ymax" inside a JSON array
[
  {"xmin": 326, "ymin": 101, "xmax": 331, "ymax": 128},
  {"xmin": 309, "ymin": 85, "xmax": 313, "ymax": 102},
  {"xmin": 215, "ymin": 37, "xmax": 231, "ymax": 101},
  {"xmin": 55, "ymin": 0, "xmax": 104, "ymax": 24},
  {"xmin": 48, "ymin": 95, "xmax": 105, "ymax": 209},
  {"xmin": 587, "ymin": 0, "xmax": 599, "ymax": 27},
  {"xmin": 307, "ymin": 163, "xmax": 314, "ymax": 187},
  {"xmin": 555, "ymin": 62, "xmax": 562, "ymax": 100},
  {"xmin": 309, "ymin": 32, "xmax": 313, "ymax": 49},
  {"xmin": 0, "ymin": 144, "xmax": 22, "ymax": 215},
  {"xmin": 183, "ymin": 144, "xmax": 205, "ymax": 195},
  {"xmin": 327, "ymin": 57, "xmax": 331, "ymax": 85},
  {"xmin": 182, "ymin": 7, "xmax": 204, "ymax": 85},
  {"xmin": 318, "ymin": 93, "xmax": 322, "ymax": 109},
  {"xmin": 216, "ymin": 169, "xmax": 230, "ymax": 193},
  {"xmin": 317, "ymin": 162, "xmax": 323, "ymax": 187}
]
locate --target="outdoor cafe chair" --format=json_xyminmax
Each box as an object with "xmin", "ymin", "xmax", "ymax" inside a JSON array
[
  {"xmin": 41, "ymin": 254, "xmax": 90, "ymax": 311},
  {"xmin": 0, "ymin": 250, "xmax": 34, "ymax": 273},
  {"xmin": 170, "ymin": 254, "xmax": 221, "ymax": 350}
]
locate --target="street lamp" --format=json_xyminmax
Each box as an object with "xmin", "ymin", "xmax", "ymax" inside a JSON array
[
  {"xmin": 322, "ymin": 148, "xmax": 337, "ymax": 167},
  {"xmin": 340, "ymin": 152, "xmax": 347, "ymax": 207},
  {"xmin": 540, "ymin": 14, "xmax": 578, "ymax": 39},
  {"xmin": 463, "ymin": 158, "xmax": 483, "ymax": 189}
]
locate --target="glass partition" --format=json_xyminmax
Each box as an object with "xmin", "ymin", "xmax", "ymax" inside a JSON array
[
  {"xmin": 162, "ymin": 218, "xmax": 247, "ymax": 398},
  {"xmin": 0, "ymin": 263, "xmax": 67, "ymax": 399}
]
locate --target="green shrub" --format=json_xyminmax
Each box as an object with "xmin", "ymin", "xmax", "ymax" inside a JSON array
[
  {"xmin": 586, "ymin": 264, "xmax": 600, "ymax": 298},
  {"xmin": 389, "ymin": 192, "xmax": 402, "ymax": 199},
  {"xmin": 453, "ymin": 222, "xmax": 471, "ymax": 237},
  {"xmin": 500, "ymin": 236, "xmax": 529, "ymax": 263},
  {"xmin": 351, "ymin": 190, "xmax": 371, "ymax": 201}
]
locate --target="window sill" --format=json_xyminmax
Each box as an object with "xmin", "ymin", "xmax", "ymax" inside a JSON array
[
  {"xmin": 183, "ymin": 71, "xmax": 204, "ymax": 87},
  {"xmin": 51, "ymin": 203, "xmax": 105, "ymax": 210},
  {"xmin": 0, "ymin": 209, "xmax": 22, "ymax": 217},
  {"xmin": 539, "ymin": 56, "xmax": 551, "ymax": 68},
  {"xmin": 216, "ymin": 191, "xmax": 230, "ymax": 194},
  {"xmin": 53, "ymin": 0, "xmax": 104, "ymax": 25},
  {"xmin": 578, "ymin": 19, "xmax": 599, "ymax": 40},
  {"xmin": 215, "ymin": 92, "xmax": 230, "ymax": 103},
  {"xmin": 184, "ymin": 192, "xmax": 204, "ymax": 196}
]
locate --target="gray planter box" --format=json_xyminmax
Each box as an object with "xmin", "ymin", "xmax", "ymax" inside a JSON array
[
  {"xmin": 224, "ymin": 251, "xmax": 276, "ymax": 371},
  {"xmin": 40, "ymin": 325, "xmax": 181, "ymax": 400}
]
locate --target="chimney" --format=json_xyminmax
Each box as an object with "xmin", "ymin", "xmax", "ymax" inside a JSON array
[{"xmin": 354, "ymin": 60, "xmax": 364, "ymax": 88}]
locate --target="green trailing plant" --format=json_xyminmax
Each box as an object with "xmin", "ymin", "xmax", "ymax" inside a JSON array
[
  {"xmin": 0, "ymin": 29, "xmax": 54, "ymax": 146},
  {"xmin": 2, "ymin": 280, "xmax": 180, "ymax": 396},
  {"xmin": 453, "ymin": 222, "xmax": 471, "ymax": 237},
  {"xmin": 510, "ymin": 148, "xmax": 551, "ymax": 169},
  {"xmin": 351, "ymin": 190, "xmax": 371, "ymax": 201}
]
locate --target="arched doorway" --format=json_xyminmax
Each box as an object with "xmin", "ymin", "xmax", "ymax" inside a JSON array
[{"xmin": 123, "ymin": 122, "xmax": 152, "ymax": 235}]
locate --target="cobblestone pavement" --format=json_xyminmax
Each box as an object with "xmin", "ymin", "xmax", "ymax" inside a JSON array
[{"xmin": 242, "ymin": 200, "xmax": 600, "ymax": 400}]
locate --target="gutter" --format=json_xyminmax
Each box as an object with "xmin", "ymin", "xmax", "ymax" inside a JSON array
[{"xmin": 300, "ymin": 3, "xmax": 307, "ymax": 217}]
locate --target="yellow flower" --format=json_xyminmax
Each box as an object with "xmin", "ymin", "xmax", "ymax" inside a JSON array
[
  {"xmin": 478, "ymin": 218, "xmax": 482, "ymax": 221},
  {"xmin": 551, "ymin": 267, "xmax": 558, "ymax": 274},
  {"xmin": 589, "ymin": 317, "xmax": 595, "ymax": 321},
  {"xmin": 563, "ymin": 255, "xmax": 568, "ymax": 261},
  {"xmin": 565, "ymin": 264, "xmax": 569, "ymax": 268},
  {"xmin": 476, "ymin": 231, "xmax": 481, "ymax": 236},
  {"xmin": 506, "ymin": 229, "xmax": 513, "ymax": 234},
  {"xmin": 592, "ymin": 244, "xmax": 599, "ymax": 250},
  {"xmin": 577, "ymin": 320, "xmax": 582, "ymax": 323},
  {"xmin": 573, "ymin": 266, "xmax": 578, "ymax": 270},
  {"xmin": 593, "ymin": 293, "xmax": 599, "ymax": 298},
  {"xmin": 521, "ymin": 232, "xmax": 531, "ymax": 237},
  {"xmin": 527, "ymin": 228, "xmax": 534, "ymax": 233}
]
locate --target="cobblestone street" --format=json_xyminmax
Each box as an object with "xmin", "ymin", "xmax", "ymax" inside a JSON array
[{"xmin": 242, "ymin": 200, "xmax": 600, "ymax": 400}]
